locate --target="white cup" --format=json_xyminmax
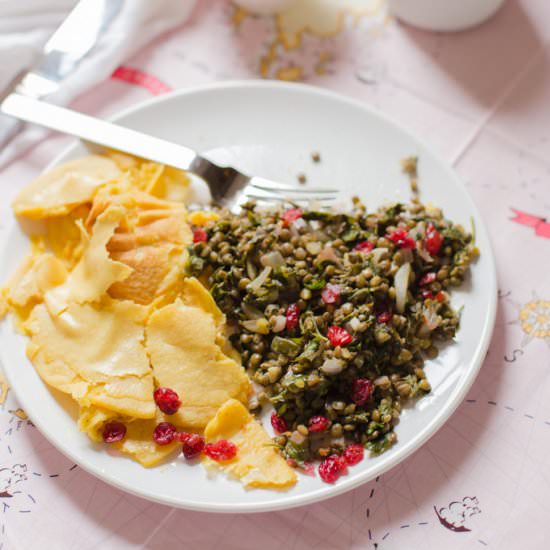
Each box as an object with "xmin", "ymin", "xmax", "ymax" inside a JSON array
[
  {"xmin": 388, "ymin": 0, "xmax": 506, "ymax": 32},
  {"xmin": 232, "ymin": 0, "xmax": 298, "ymax": 15}
]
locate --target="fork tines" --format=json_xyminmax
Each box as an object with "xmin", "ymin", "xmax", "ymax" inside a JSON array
[{"xmin": 248, "ymin": 176, "xmax": 338, "ymax": 204}]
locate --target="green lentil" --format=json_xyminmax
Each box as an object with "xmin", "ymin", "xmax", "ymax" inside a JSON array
[{"xmin": 188, "ymin": 195, "xmax": 477, "ymax": 466}]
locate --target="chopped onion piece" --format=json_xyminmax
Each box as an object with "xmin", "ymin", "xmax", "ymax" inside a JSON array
[
  {"xmin": 290, "ymin": 431, "xmax": 306, "ymax": 445},
  {"xmin": 347, "ymin": 317, "xmax": 361, "ymax": 331},
  {"xmin": 394, "ymin": 262, "xmax": 411, "ymax": 314},
  {"xmin": 306, "ymin": 241, "xmax": 322, "ymax": 255},
  {"xmin": 241, "ymin": 318, "xmax": 270, "ymax": 334},
  {"xmin": 408, "ymin": 221, "xmax": 425, "ymax": 241},
  {"xmin": 423, "ymin": 304, "xmax": 441, "ymax": 331},
  {"xmin": 246, "ymin": 258, "xmax": 258, "ymax": 279},
  {"xmin": 400, "ymin": 248, "xmax": 414, "ymax": 264},
  {"xmin": 292, "ymin": 218, "xmax": 307, "ymax": 231},
  {"xmin": 313, "ymin": 229, "xmax": 330, "ymax": 241},
  {"xmin": 242, "ymin": 302, "xmax": 264, "ymax": 320},
  {"xmin": 320, "ymin": 358, "xmax": 345, "ymax": 375},
  {"xmin": 417, "ymin": 246, "xmax": 433, "ymax": 263},
  {"xmin": 260, "ymin": 251, "xmax": 285, "ymax": 269},
  {"xmin": 248, "ymin": 394, "xmax": 259, "ymax": 409},
  {"xmin": 417, "ymin": 323, "xmax": 431, "ymax": 339},
  {"xmin": 310, "ymin": 220, "xmax": 321, "ymax": 230},
  {"xmin": 251, "ymin": 381, "xmax": 264, "ymax": 395},
  {"xmin": 271, "ymin": 315, "xmax": 287, "ymax": 333},
  {"xmin": 317, "ymin": 246, "xmax": 341, "ymax": 265},
  {"xmin": 247, "ymin": 266, "xmax": 272, "ymax": 292},
  {"xmin": 371, "ymin": 247, "xmax": 389, "ymax": 265}
]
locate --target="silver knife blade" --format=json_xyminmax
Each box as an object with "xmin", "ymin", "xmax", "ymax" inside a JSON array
[
  {"xmin": 0, "ymin": 0, "xmax": 123, "ymax": 150},
  {"xmin": 1, "ymin": 93, "xmax": 196, "ymax": 170}
]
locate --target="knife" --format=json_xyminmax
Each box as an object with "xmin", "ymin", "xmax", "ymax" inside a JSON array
[{"xmin": 0, "ymin": 0, "xmax": 123, "ymax": 150}]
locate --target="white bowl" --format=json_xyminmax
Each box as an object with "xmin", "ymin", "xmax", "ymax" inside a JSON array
[
  {"xmin": 389, "ymin": 0, "xmax": 506, "ymax": 32},
  {"xmin": 0, "ymin": 81, "xmax": 497, "ymax": 512}
]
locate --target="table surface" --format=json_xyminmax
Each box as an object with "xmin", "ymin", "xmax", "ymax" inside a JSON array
[{"xmin": 1, "ymin": 1, "xmax": 549, "ymax": 548}]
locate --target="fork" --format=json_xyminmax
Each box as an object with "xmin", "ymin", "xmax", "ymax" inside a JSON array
[{"xmin": 0, "ymin": 93, "xmax": 338, "ymax": 211}]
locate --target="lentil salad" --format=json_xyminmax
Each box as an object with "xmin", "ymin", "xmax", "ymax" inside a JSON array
[{"xmin": 189, "ymin": 194, "xmax": 478, "ymax": 480}]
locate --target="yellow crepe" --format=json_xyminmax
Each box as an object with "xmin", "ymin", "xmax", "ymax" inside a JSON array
[
  {"xmin": 12, "ymin": 155, "xmax": 120, "ymax": 219},
  {"xmin": 24, "ymin": 299, "xmax": 155, "ymax": 419},
  {"xmin": 114, "ymin": 412, "xmax": 181, "ymax": 467},
  {"xmin": 148, "ymin": 165, "xmax": 192, "ymax": 203},
  {"xmin": 83, "ymin": 182, "xmax": 191, "ymax": 305},
  {"xmin": 5, "ymin": 253, "xmax": 67, "ymax": 310},
  {"xmin": 181, "ymin": 277, "xmax": 224, "ymax": 326},
  {"xmin": 2, "ymin": 152, "xmax": 302, "ymax": 490},
  {"xmin": 44, "ymin": 204, "xmax": 91, "ymax": 267},
  {"xmin": 108, "ymin": 214, "xmax": 191, "ymax": 305},
  {"xmin": 103, "ymin": 152, "xmax": 191, "ymax": 203},
  {"xmin": 180, "ymin": 277, "xmax": 240, "ymax": 362},
  {"xmin": 146, "ymin": 299, "xmax": 250, "ymax": 430},
  {"xmin": 1, "ymin": 252, "xmax": 67, "ymax": 331},
  {"xmin": 78, "ymin": 406, "xmax": 180, "ymax": 467},
  {"xmin": 85, "ymin": 181, "xmax": 184, "ymax": 230},
  {"xmin": 203, "ymin": 399, "xmax": 297, "ymax": 489},
  {"xmin": 45, "ymin": 206, "xmax": 132, "ymax": 315},
  {"xmin": 78, "ymin": 405, "xmax": 119, "ymax": 442}
]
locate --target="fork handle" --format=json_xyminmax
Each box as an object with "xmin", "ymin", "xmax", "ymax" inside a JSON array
[{"xmin": 0, "ymin": 93, "xmax": 197, "ymax": 171}]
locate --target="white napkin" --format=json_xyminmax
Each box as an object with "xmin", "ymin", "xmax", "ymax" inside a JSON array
[{"xmin": 0, "ymin": 0, "xmax": 197, "ymax": 168}]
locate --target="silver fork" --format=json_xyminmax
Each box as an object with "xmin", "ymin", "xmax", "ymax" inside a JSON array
[{"xmin": 0, "ymin": 93, "xmax": 338, "ymax": 211}]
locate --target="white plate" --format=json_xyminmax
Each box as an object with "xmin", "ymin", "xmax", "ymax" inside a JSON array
[{"xmin": 0, "ymin": 81, "xmax": 497, "ymax": 513}]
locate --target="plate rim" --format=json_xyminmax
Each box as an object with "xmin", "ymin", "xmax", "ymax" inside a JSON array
[{"xmin": 0, "ymin": 80, "xmax": 497, "ymax": 513}]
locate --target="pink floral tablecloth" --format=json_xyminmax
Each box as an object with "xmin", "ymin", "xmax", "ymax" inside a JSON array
[{"xmin": 1, "ymin": 1, "xmax": 549, "ymax": 548}]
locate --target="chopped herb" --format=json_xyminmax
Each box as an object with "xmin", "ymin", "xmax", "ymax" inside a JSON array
[
  {"xmin": 304, "ymin": 277, "xmax": 326, "ymax": 290},
  {"xmin": 189, "ymin": 190, "xmax": 477, "ymax": 465}
]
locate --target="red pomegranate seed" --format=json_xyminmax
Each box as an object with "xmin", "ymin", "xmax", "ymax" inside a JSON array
[
  {"xmin": 318, "ymin": 454, "xmax": 347, "ymax": 484},
  {"xmin": 286, "ymin": 303, "xmax": 300, "ymax": 331},
  {"xmin": 179, "ymin": 433, "xmax": 205, "ymax": 459},
  {"xmin": 318, "ymin": 457, "xmax": 340, "ymax": 483},
  {"xmin": 387, "ymin": 228, "xmax": 415, "ymax": 250},
  {"xmin": 334, "ymin": 454, "xmax": 348, "ymax": 475},
  {"xmin": 425, "ymin": 223, "xmax": 442, "ymax": 255},
  {"xmin": 343, "ymin": 443, "xmax": 364, "ymax": 466},
  {"xmin": 376, "ymin": 310, "xmax": 392, "ymax": 324},
  {"xmin": 286, "ymin": 458, "xmax": 298, "ymax": 468},
  {"xmin": 204, "ymin": 440, "xmax": 237, "ymax": 461},
  {"xmin": 352, "ymin": 378, "xmax": 374, "ymax": 406},
  {"xmin": 192, "ymin": 227, "xmax": 208, "ymax": 243},
  {"xmin": 327, "ymin": 325, "xmax": 353, "ymax": 347},
  {"xmin": 321, "ymin": 283, "xmax": 341, "ymax": 304},
  {"xmin": 302, "ymin": 462, "xmax": 316, "ymax": 477},
  {"xmin": 102, "ymin": 421, "xmax": 126, "ymax": 443},
  {"xmin": 152, "ymin": 422, "xmax": 177, "ymax": 445},
  {"xmin": 271, "ymin": 412, "xmax": 289, "ymax": 433},
  {"xmin": 418, "ymin": 272, "xmax": 436, "ymax": 286},
  {"xmin": 421, "ymin": 289, "xmax": 433, "ymax": 299},
  {"xmin": 154, "ymin": 387, "xmax": 181, "ymax": 415},
  {"xmin": 436, "ymin": 291, "xmax": 446, "ymax": 302},
  {"xmin": 308, "ymin": 415, "xmax": 331, "ymax": 433},
  {"xmin": 282, "ymin": 208, "xmax": 303, "ymax": 227},
  {"xmin": 354, "ymin": 241, "xmax": 374, "ymax": 254}
]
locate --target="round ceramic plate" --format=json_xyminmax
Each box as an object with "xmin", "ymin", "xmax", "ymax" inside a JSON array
[{"xmin": 0, "ymin": 81, "xmax": 496, "ymax": 513}]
